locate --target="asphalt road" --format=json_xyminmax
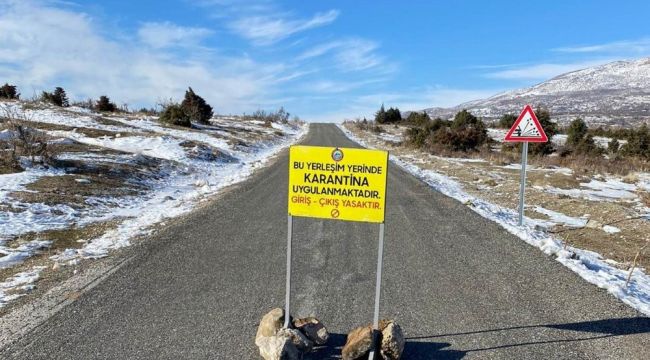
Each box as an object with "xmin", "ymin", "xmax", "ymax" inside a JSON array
[{"xmin": 2, "ymin": 123, "xmax": 648, "ymax": 359}]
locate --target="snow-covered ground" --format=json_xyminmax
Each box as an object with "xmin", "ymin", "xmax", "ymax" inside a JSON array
[
  {"xmin": 0, "ymin": 102, "xmax": 307, "ymax": 306},
  {"xmin": 339, "ymin": 123, "xmax": 650, "ymax": 316}
]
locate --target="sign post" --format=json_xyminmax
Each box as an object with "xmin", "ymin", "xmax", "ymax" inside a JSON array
[
  {"xmin": 286, "ymin": 145, "xmax": 389, "ymax": 358},
  {"xmin": 504, "ymin": 105, "xmax": 548, "ymax": 226}
]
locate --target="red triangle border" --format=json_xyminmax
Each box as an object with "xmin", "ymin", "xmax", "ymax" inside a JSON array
[{"xmin": 504, "ymin": 104, "xmax": 549, "ymax": 143}]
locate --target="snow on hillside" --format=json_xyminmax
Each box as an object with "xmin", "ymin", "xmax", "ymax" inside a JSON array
[
  {"xmin": 422, "ymin": 58, "xmax": 650, "ymax": 126},
  {"xmin": 0, "ymin": 101, "xmax": 307, "ymax": 306}
]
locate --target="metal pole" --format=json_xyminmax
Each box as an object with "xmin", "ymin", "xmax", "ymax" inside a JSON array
[
  {"xmin": 518, "ymin": 142, "xmax": 528, "ymax": 226},
  {"xmin": 368, "ymin": 223, "xmax": 385, "ymax": 360},
  {"xmin": 284, "ymin": 215, "xmax": 293, "ymax": 328}
]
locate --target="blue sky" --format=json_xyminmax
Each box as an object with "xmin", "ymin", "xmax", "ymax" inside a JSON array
[{"xmin": 2, "ymin": 0, "xmax": 650, "ymax": 121}]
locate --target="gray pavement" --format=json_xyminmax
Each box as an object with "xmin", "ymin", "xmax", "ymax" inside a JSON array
[{"xmin": 1, "ymin": 123, "xmax": 648, "ymax": 359}]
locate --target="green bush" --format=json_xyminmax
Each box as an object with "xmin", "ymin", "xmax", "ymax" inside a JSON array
[
  {"xmin": 41, "ymin": 87, "xmax": 69, "ymax": 107},
  {"xmin": 181, "ymin": 87, "xmax": 213, "ymax": 124},
  {"xmin": 374, "ymin": 104, "xmax": 401, "ymax": 124},
  {"xmin": 566, "ymin": 118, "xmax": 588, "ymax": 147},
  {"xmin": 498, "ymin": 114, "xmax": 516, "ymax": 129},
  {"xmin": 405, "ymin": 112, "xmax": 430, "ymax": 126},
  {"xmin": 574, "ymin": 134, "xmax": 603, "ymax": 156},
  {"xmin": 159, "ymin": 104, "xmax": 191, "ymax": 127},
  {"xmin": 95, "ymin": 95, "xmax": 117, "ymax": 112},
  {"xmin": 0, "ymin": 83, "xmax": 19, "ymax": 99},
  {"xmin": 405, "ymin": 110, "xmax": 486, "ymax": 152},
  {"xmin": 621, "ymin": 124, "xmax": 650, "ymax": 159}
]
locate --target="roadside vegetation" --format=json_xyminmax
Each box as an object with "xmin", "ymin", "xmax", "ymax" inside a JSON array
[{"xmin": 345, "ymin": 104, "xmax": 650, "ymax": 275}]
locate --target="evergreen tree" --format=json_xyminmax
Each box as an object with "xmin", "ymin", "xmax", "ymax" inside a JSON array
[
  {"xmin": 42, "ymin": 87, "xmax": 69, "ymax": 107},
  {"xmin": 0, "ymin": 83, "xmax": 19, "ymax": 99},
  {"xmin": 575, "ymin": 134, "xmax": 602, "ymax": 156},
  {"xmin": 181, "ymin": 87, "xmax": 213, "ymax": 124},
  {"xmin": 160, "ymin": 104, "xmax": 191, "ymax": 127},
  {"xmin": 385, "ymin": 107, "xmax": 402, "ymax": 123},
  {"xmin": 498, "ymin": 114, "xmax": 516, "ymax": 129},
  {"xmin": 567, "ymin": 118, "xmax": 588, "ymax": 147},
  {"xmin": 95, "ymin": 95, "xmax": 117, "ymax": 112},
  {"xmin": 406, "ymin": 111, "xmax": 430, "ymax": 125},
  {"xmin": 621, "ymin": 124, "xmax": 650, "ymax": 159},
  {"xmin": 375, "ymin": 104, "xmax": 387, "ymax": 124}
]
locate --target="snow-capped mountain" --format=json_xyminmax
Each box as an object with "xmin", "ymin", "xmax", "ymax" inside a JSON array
[{"xmin": 422, "ymin": 58, "xmax": 650, "ymax": 126}]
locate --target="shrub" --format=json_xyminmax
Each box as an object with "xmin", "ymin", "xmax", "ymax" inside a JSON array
[
  {"xmin": 385, "ymin": 107, "xmax": 401, "ymax": 123},
  {"xmin": 405, "ymin": 110, "xmax": 486, "ymax": 152},
  {"xmin": 247, "ymin": 107, "xmax": 292, "ymax": 123},
  {"xmin": 159, "ymin": 104, "xmax": 191, "ymax": 127},
  {"xmin": 567, "ymin": 118, "xmax": 588, "ymax": 147},
  {"xmin": 621, "ymin": 124, "xmax": 650, "ymax": 159},
  {"xmin": 608, "ymin": 138, "xmax": 620, "ymax": 154},
  {"xmin": 375, "ymin": 104, "xmax": 387, "ymax": 124},
  {"xmin": 529, "ymin": 108, "xmax": 557, "ymax": 155},
  {"xmin": 95, "ymin": 95, "xmax": 117, "ymax": 112},
  {"xmin": 405, "ymin": 112, "xmax": 430, "ymax": 126},
  {"xmin": 574, "ymin": 134, "xmax": 603, "ymax": 156},
  {"xmin": 181, "ymin": 87, "xmax": 213, "ymax": 124},
  {"xmin": 374, "ymin": 104, "xmax": 401, "ymax": 124},
  {"xmin": 0, "ymin": 83, "xmax": 19, "ymax": 100},
  {"xmin": 498, "ymin": 114, "xmax": 516, "ymax": 129},
  {"xmin": 41, "ymin": 87, "xmax": 69, "ymax": 107}
]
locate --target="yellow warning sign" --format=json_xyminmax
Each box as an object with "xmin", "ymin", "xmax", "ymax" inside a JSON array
[{"xmin": 288, "ymin": 145, "xmax": 388, "ymax": 223}]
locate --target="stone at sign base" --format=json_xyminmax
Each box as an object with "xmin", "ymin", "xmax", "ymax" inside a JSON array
[
  {"xmin": 342, "ymin": 320, "xmax": 405, "ymax": 360},
  {"xmin": 293, "ymin": 317, "xmax": 329, "ymax": 345},
  {"xmin": 255, "ymin": 308, "xmax": 328, "ymax": 360}
]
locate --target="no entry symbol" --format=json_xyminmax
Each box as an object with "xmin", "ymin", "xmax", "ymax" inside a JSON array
[{"xmin": 330, "ymin": 208, "xmax": 340, "ymax": 218}]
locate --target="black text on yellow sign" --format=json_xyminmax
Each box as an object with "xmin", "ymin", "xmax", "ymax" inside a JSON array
[{"xmin": 288, "ymin": 145, "xmax": 388, "ymax": 223}]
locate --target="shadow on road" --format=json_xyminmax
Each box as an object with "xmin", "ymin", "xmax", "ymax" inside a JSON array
[
  {"xmin": 405, "ymin": 317, "xmax": 650, "ymax": 354},
  {"xmin": 305, "ymin": 333, "xmax": 467, "ymax": 359},
  {"xmin": 303, "ymin": 318, "xmax": 649, "ymax": 358}
]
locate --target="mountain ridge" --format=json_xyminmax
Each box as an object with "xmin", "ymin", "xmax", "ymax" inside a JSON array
[{"xmin": 421, "ymin": 57, "xmax": 650, "ymax": 126}]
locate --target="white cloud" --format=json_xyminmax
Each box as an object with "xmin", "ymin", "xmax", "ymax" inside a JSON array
[
  {"xmin": 554, "ymin": 38, "xmax": 650, "ymax": 54},
  {"xmin": 484, "ymin": 60, "xmax": 614, "ymax": 80},
  {"xmin": 228, "ymin": 9, "xmax": 339, "ymax": 45},
  {"xmin": 0, "ymin": 1, "xmax": 294, "ymax": 112},
  {"xmin": 298, "ymin": 39, "xmax": 393, "ymax": 73},
  {"xmin": 138, "ymin": 22, "xmax": 213, "ymax": 48}
]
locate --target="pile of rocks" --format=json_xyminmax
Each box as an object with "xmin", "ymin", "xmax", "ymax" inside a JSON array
[
  {"xmin": 255, "ymin": 308, "xmax": 404, "ymax": 360},
  {"xmin": 342, "ymin": 320, "xmax": 404, "ymax": 360},
  {"xmin": 255, "ymin": 308, "xmax": 328, "ymax": 360}
]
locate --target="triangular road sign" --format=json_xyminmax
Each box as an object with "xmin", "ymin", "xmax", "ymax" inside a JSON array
[{"xmin": 504, "ymin": 105, "xmax": 548, "ymax": 143}]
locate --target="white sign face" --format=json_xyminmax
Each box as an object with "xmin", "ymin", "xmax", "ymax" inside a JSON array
[{"xmin": 504, "ymin": 105, "xmax": 548, "ymax": 143}]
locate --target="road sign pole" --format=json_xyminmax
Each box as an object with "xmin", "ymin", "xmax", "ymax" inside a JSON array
[
  {"xmin": 284, "ymin": 214, "xmax": 293, "ymax": 328},
  {"xmin": 518, "ymin": 142, "xmax": 529, "ymax": 226},
  {"xmin": 368, "ymin": 222, "xmax": 385, "ymax": 360}
]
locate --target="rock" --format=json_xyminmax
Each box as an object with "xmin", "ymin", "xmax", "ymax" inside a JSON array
[
  {"xmin": 256, "ymin": 308, "xmax": 285, "ymax": 342},
  {"xmin": 585, "ymin": 219, "xmax": 602, "ymax": 229},
  {"xmin": 293, "ymin": 317, "xmax": 329, "ymax": 345},
  {"xmin": 256, "ymin": 334, "xmax": 301, "ymax": 360},
  {"xmin": 380, "ymin": 321, "xmax": 404, "ymax": 360},
  {"xmin": 255, "ymin": 309, "xmax": 319, "ymax": 360},
  {"xmin": 342, "ymin": 325, "xmax": 373, "ymax": 360},
  {"xmin": 278, "ymin": 328, "xmax": 313, "ymax": 353},
  {"xmin": 342, "ymin": 320, "xmax": 405, "ymax": 360}
]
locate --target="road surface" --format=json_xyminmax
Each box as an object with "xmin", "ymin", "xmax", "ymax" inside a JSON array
[{"xmin": 1, "ymin": 123, "xmax": 648, "ymax": 359}]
